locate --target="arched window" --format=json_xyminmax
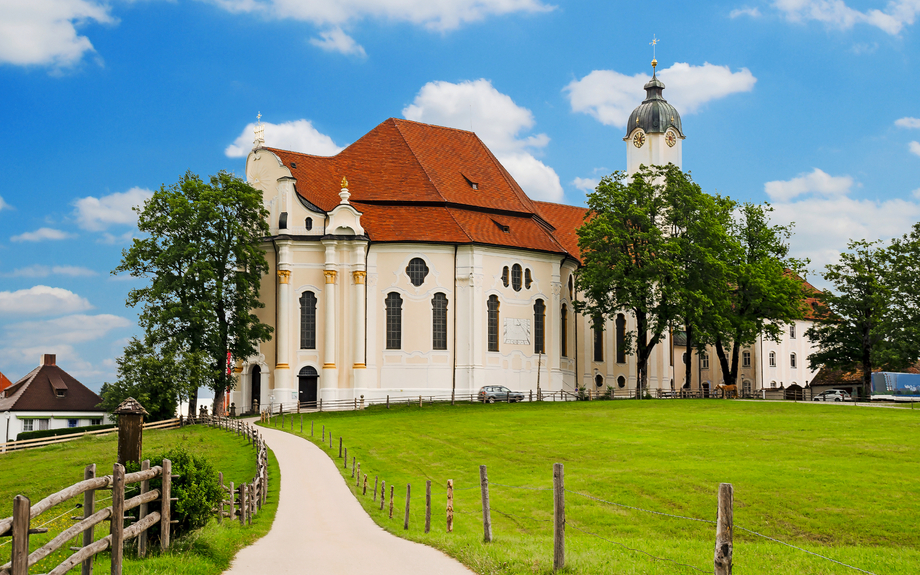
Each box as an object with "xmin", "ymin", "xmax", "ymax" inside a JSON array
[
  {"xmin": 533, "ymin": 299, "xmax": 545, "ymax": 354},
  {"xmin": 595, "ymin": 374, "xmax": 604, "ymax": 388},
  {"xmin": 561, "ymin": 304, "xmax": 568, "ymax": 357},
  {"xmin": 501, "ymin": 267, "xmax": 509, "ymax": 287},
  {"xmin": 524, "ymin": 268, "xmax": 533, "ymax": 289},
  {"xmin": 511, "ymin": 264, "xmax": 522, "ymax": 291},
  {"xmin": 617, "ymin": 375, "xmax": 626, "ymax": 388},
  {"xmin": 385, "ymin": 292, "xmax": 402, "ymax": 349},
  {"xmin": 742, "ymin": 350, "xmax": 751, "ymax": 368},
  {"xmin": 432, "ymin": 293, "xmax": 448, "ymax": 351},
  {"xmin": 406, "ymin": 258, "xmax": 429, "ymax": 287},
  {"xmin": 305, "ymin": 217, "xmax": 313, "ymax": 231},
  {"xmin": 701, "ymin": 352, "xmax": 710, "ymax": 370},
  {"xmin": 568, "ymin": 275, "xmax": 574, "ymax": 300},
  {"xmin": 593, "ymin": 317, "xmax": 603, "ymax": 362},
  {"xmin": 769, "ymin": 351, "xmax": 776, "ymax": 367},
  {"xmin": 615, "ymin": 314, "xmax": 626, "ymax": 363},
  {"xmin": 487, "ymin": 295, "xmax": 500, "ymax": 352},
  {"xmin": 299, "ymin": 291, "xmax": 317, "ymax": 349},
  {"xmin": 790, "ymin": 352, "xmax": 797, "ymax": 368}
]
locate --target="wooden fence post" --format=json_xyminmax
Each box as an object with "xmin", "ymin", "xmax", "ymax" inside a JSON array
[
  {"xmin": 352, "ymin": 458, "xmax": 356, "ymax": 478},
  {"xmin": 374, "ymin": 476, "xmax": 379, "ymax": 502},
  {"xmin": 386, "ymin": 395, "xmax": 389, "ymax": 409},
  {"xmin": 363, "ymin": 474, "xmax": 368, "ymax": 496},
  {"xmin": 425, "ymin": 480, "xmax": 432, "ymax": 534},
  {"xmin": 480, "ymin": 465, "xmax": 492, "ymax": 542},
  {"xmin": 11, "ymin": 495, "xmax": 30, "ymax": 575},
  {"xmin": 389, "ymin": 485, "xmax": 395, "ymax": 519},
  {"xmin": 553, "ymin": 463, "xmax": 565, "ymax": 572},
  {"xmin": 446, "ymin": 479, "xmax": 454, "ymax": 532},
  {"xmin": 300, "ymin": 415, "xmax": 303, "ymax": 433},
  {"xmin": 229, "ymin": 481, "xmax": 235, "ymax": 521},
  {"xmin": 714, "ymin": 483, "xmax": 734, "ymax": 575},
  {"xmin": 339, "ymin": 437, "xmax": 343, "ymax": 458},
  {"xmin": 380, "ymin": 480, "xmax": 386, "ymax": 510},
  {"xmin": 111, "ymin": 463, "xmax": 126, "ymax": 575},
  {"xmin": 240, "ymin": 483, "xmax": 247, "ymax": 526},
  {"xmin": 138, "ymin": 459, "xmax": 150, "ymax": 557},
  {"xmin": 403, "ymin": 484, "xmax": 411, "ymax": 530},
  {"xmin": 81, "ymin": 464, "xmax": 96, "ymax": 575},
  {"xmin": 344, "ymin": 447, "xmax": 348, "ymax": 469},
  {"xmin": 218, "ymin": 472, "xmax": 224, "ymax": 524},
  {"xmin": 322, "ymin": 425, "xmax": 325, "ymax": 441},
  {"xmin": 311, "ymin": 420, "xmax": 314, "ymax": 436},
  {"xmin": 329, "ymin": 433, "xmax": 332, "ymax": 449},
  {"xmin": 161, "ymin": 459, "xmax": 172, "ymax": 550}
]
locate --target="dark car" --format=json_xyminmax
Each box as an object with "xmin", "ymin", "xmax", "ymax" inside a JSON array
[{"xmin": 478, "ymin": 386, "xmax": 525, "ymax": 403}]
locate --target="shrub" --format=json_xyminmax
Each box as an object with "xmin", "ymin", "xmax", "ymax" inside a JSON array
[{"xmin": 17, "ymin": 423, "xmax": 116, "ymax": 441}]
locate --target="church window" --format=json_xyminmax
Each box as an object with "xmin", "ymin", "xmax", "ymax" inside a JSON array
[
  {"xmin": 593, "ymin": 317, "xmax": 604, "ymax": 362},
  {"xmin": 790, "ymin": 352, "xmax": 797, "ymax": 369},
  {"xmin": 299, "ymin": 291, "xmax": 317, "ymax": 349},
  {"xmin": 561, "ymin": 304, "xmax": 568, "ymax": 357},
  {"xmin": 533, "ymin": 299, "xmax": 545, "ymax": 354},
  {"xmin": 501, "ymin": 267, "xmax": 509, "ymax": 287},
  {"xmin": 511, "ymin": 264, "xmax": 522, "ymax": 291},
  {"xmin": 406, "ymin": 258, "xmax": 429, "ymax": 287},
  {"xmin": 432, "ymin": 293, "xmax": 448, "ymax": 351},
  {"xmin": 615, "ymin": 314, "xmax": 626, "ymax": 364},
  {"xmin": 487, "ymin": 296, "xmax": 500, "ymax": 352},
  {"xmin": 769, "ymin": 351, "xmax": 776, "ymax": 367},
  {"xmin": 595, "ymin": 374, "xmax": 604, "ymax": 388},
  {"xmin": 386, "ymin": 292, "xmax": 403, "ymax": 349},
  {"xmin": 701, "ymin": 352, "xmax": 710, "ymax": 370},
  {"xmin": 524, "ymin": 268, "xmax": 533, "ymax": 289},
  {"xmin": 742, "ymin": 351, "xmax": 751, "ymax": 368},
  {"xmin": 305, "ymin": 217, "xmax": 313, "ymax": 231},
  {"xmin": 617, "ymin": 375, "xmax": 626, "ymax": 388}
]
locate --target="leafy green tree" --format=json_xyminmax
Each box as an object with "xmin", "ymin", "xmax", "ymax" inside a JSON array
[
  {"xmin": 883, "ymin": 223, "xmax": 920, "ymax": 370},
  {"xmin": 115, "ymin": 171, "xmax": 273, "ymax": 416},
  {"xmin": 695, "ymin": 203, "xmax": 808, "ymax": 387}
]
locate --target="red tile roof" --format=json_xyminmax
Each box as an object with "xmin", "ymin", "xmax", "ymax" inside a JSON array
[
  {"xmin": 266, "ymin": 118, "xmax": 584, "ymax": 260},
  {"xmin": 0, "ymin": 371, "xmax": 11, "ymax": 393}
]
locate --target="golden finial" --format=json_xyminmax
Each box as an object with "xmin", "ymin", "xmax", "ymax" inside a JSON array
[{"xmin": 341, "ymin": 176, "xmax": 348, "ymax": 188}]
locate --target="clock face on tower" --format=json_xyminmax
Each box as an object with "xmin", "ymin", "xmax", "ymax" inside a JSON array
[
  {"xmin": 665, "ymin": 131, "xmax": 677, "ymax": 147},
  {"xmin": 632, "ymin": 132, "xmax": 646, "ymax": 148}
]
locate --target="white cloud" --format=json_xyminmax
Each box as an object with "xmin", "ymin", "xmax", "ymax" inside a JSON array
[
  {"xmin": 206, "ymin": 0, "xmax": 554, "ymax": 32},
  {"xmin": 73, "ymin": 187, "xmax": 152, "ymax": 231},
  {"xmin": 4, "ymin": 313, "xmax": 130, "ymax": 346},
  {"xmin": 11, "ymin": 227, "xmax": 75, "ymax": 242},
  {"xmin": 730, "ymin": 7, "xmax": 762, "ymax": 17},
  {"xmin": 564, "ymin": 62, "xmax": 757, "ymax": 128},
  {"xmin": 910, "ymin": 141, "xmax": 920, "ymax": 157},
  {"xmin": 226, "ymin": 119, "xmax": 345, "ymax": 157},
  {"xmin": 764, "ymin": 168, "xmax": 855, "ymax": 201},
  {"xmin": 0, "ymin": 0, "xmax": 115, "ymax": 67},
  {"xmin": 0, "ymin": 285, "xmax": 92, "ymax": 315},
  {"xmin": 0, "ymin": 196, "xmax": 11, "ymax": 211},
  {"xmin": 572, "ymin": 177, "xmax": 599, "ymax": 193},
  {"xmin": 772, "ymin": 0, "xmax": 920, "ymax": 35},
  {"xmin": 99, "ymin": 231, "xmax": 138, "ymax": 245},
  {"xmin": 309, "ymin": 27, "xmax": 366, "ymax": 57},
  {"xmin": 7, "ymin": 265, "xmax": 96, "ymax": 278},
  {"xmin": 896, "ymin": 117, "xmax": 920, "ymax": 128},
  {"xmin": 403, "ymin": 79, "xmax": 564, "ymax": 201}
]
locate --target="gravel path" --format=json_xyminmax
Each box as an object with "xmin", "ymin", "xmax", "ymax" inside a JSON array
[{"xmin": 222, "ymin": 424, "xmax": 474, "ymax": 575}]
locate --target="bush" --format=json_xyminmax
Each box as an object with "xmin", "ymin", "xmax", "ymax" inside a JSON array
[
  {"xmin": 125, "ymin": 446, "xmax": 222, "ymax": 544},
  {"xmin": 17, "ymin": 423, "xmax": 116, "ymax": 441}
]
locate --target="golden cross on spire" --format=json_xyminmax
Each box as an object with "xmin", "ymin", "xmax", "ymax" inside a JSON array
[
  {"xmin": 257, "ymin": 111, "xmax": 262, "ymax": 123},
  {"xmin": 650, "ymin": 34, "xmax": 659, "ymax": 57}
]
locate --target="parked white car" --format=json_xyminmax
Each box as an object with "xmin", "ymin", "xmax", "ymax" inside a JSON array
[{"xmin": 813, "ymin": 389, "xmax": 852, "ymax": 402}]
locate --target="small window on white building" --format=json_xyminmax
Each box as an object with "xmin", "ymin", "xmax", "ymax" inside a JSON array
[
  {"xmin": 742, "ymin": 351, "xmax": 751, "ymax": 368},
  {"xmin": 790, "ymin": 352, "xmax": 797, "ymax": 369},
  {"xmin": 23, "ymin": 420, "xmax": 33, "ymax": 432},
  {"xmin": 769, "ymin": 351, "xmax": 776, "ymax": 367},
  {"xmin": 38, "ymin": 419, "xmax": 49, "ymax": 431},
  {"xmin": 90, "ymin": 419, "xmax": 102, "ymax": 426},
  {"xmin": 68, "ymin": 419, "xmax": 78, "ymax": 428},
  {"xmin": 770, "ymin": 381, "xmax": 777, "ymax": 388},
  {"xmin": 790, "ymin": 324, "xmax": 796, "ymax": 339},
  {"xmin": 700, "ymin": 352, "xmax": 710, "ymax": 370}
]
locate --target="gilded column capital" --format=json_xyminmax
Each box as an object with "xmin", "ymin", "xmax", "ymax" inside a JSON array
[
  {"xmin": 277, "ymin": 270, "xmax": 291, "ymax": 284},
  {"xmin": 353, "ymin": 271, "xmax": 367, "ymax": 284},
  {"xmin": 324, "ymin": 270, "xmax": 338, "ymax": 284}
]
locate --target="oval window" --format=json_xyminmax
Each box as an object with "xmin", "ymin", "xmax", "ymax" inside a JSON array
[{"xmin": 406, "ymin": 258, "xmax": 429, "ymax": 287}]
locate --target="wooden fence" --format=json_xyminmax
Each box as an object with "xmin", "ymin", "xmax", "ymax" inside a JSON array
[{"xmin": 0, "ymin": 419, "xmax": 181, "ymax": 454}]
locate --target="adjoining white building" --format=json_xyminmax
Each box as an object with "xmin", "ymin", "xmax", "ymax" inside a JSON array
[
  {"xmin": 0, "ymin": 354, "xmax": 110, "ymax": 443},
  {"xmin": 231, "ymin": 61, "xmax": 817, "ymax": 411}
]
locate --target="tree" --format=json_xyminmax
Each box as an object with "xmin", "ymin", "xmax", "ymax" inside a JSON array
[
  {"xmin": 883, "ymin": 223, "xmax": 920, "ymax": 369},
  {"xmin": 695, "ymin": 203, "xmax": 808, "ymax": 387},
  {"xmin": 115, "ymin": 171, "xmax": 273, "ymax": 416}
]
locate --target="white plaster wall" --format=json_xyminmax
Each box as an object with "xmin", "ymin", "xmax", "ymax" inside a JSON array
[{"xmin": 3, "ymin": 411, "xmax": 111, "ymax": 443}]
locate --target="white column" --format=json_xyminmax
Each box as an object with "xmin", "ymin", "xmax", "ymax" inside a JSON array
[
  {"xmin": 274, "ymin": 242, "xmax": 293, "ymax": 403},
  {"xmin": 323, "ymin": 241, "xmax": 338, "ymax": 396}
]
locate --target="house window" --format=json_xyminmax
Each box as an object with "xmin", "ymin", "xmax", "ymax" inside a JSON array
[
  {"xmin": 561, "ymin": 304, "xmax": 568, "ymax": 357},
  {"xmin": 68, "ymin": 419, "xmax": 78, "ymax": 428},
  {"xmin": 487, "ymin": 295, "xmax": 500, "ymax": 352},
  {"xmin": 511, "ymin": 264, "xmax": 522, "ymax": 292},
  {"xmin": 23, "ymin": 420, "xmax": 33, "ymax": 432},
  {"xmin": 615, "ymin": 314, "xmax": 626, "ymax": 363},
  {"xmin": 701, "ymin": 352, "xmax": 710, "ymax": 370},
  {"xmin": 385, "ymin": 292, "xmax": 403, "ymax": 349},
  {"xmin": 90, "ymin": 419, "xmax": 102, "ymax": 426},
  {"xmin": 769, "ymin": 351, "xmax": 776, "ymax": 367},
  {"xmin": 38, "ymin": 419, "xmax": 49, "ymax": 431},
  {"xmin": 742, "ymin": 351, "xmax": 751, "ymax": 368},
  {"xmin": 299, "ymin": 291, "xmax": 317, "ymax": 349},
  {"xmin": 534, "ymin": 299, "xmax": 545, "ymax": 354},
  {"xmin": 524, "ymin": 269, "xmax": 533, "ymax": 289},
  {"xmin": 406, "ymin": 258, "xmax": 429, "ymax": 287},
  {"xmin": 790, "ymin": 352, "xmax": 797, "ymax": 369},
  {"xmin": 432, "ymin": 293, "xmax": 448, "ymax": 351},
  {"xmin": 502, "ymin": 267, "xmax": 509, "ymax": 287},
  {"xmin": 790, "ymin": 324, "xmax": 796, "ymax": 339},
  {"xmin": 305, "ymin": 217, "xmax": 313, "ymax": 231},
  {"xmin": 593, "ymin": 317, "xmax": 603, "ymax": 362}
]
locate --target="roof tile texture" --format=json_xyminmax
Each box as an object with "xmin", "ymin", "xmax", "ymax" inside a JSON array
[{"xmin": 0, "ymin": 364, "xmax": 104, "ymax": 412}]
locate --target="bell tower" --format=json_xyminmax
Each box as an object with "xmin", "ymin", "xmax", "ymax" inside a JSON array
[{"xmin": 624, "ymin": 58, "xmax": 685, "ymax": 176}]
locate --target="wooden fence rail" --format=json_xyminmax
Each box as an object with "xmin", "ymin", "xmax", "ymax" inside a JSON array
[{"xmin": 0, "ymin": 418, "xmax": 181, "ymax": 454}]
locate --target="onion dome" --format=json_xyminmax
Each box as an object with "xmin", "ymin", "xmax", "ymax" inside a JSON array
[{"xmin": 625, "ymin": 61, "xmax": 683, "ymax": 138}]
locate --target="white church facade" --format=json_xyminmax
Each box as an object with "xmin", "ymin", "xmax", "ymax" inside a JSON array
[{"xmin": 231, "ymin": 63, "xmax": 818, "ymax": 411}]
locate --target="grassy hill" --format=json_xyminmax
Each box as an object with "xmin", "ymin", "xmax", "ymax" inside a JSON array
[{"xmin": 268, "ymin": 400, "xmax": 920, "ymax": 574}]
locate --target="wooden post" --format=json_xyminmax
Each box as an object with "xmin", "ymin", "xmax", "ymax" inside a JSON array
[
  {"xmin": 446, "ymin": 479, "xmax": 454, "ymax": 533},
  {"xmin": 81, "ymin": 464, "xmax": 96, "ymax": 575},
  {"xmin": 311, "ymin": 420, "xmax": 314, "ymax": 436},
  {"xmin": 714, "ymin": 483, "xmax": 734, "ymax": 575},
  {"xmin": 161, "ymin": 459, "xmax": 172, "ymax": 550},
  {"xmin": 111, "ymin": 463, "xmax": 126, "ymax": 575},
  {"xmin": 363, "ymin": 474, "xmax": 368, "ymax": 495},
  {"xmin": 138, "ymin": 459, "xmax": 150, "ymax": 557},
  {"xmin": 354, "ymin": 397, "xmax": 357, "ymax": 410},
  {"xmin": 339, "ymin": 437, "xmax": 343, "ymax": 458},
  {"xmin": 240, "ymin": 483, "xmax": 247, "ymax": 526},
  {"xmin": 218, "ymin": 472, "xmax": 224, "ymax": 524},
  {"xmin": 419, "ymin": 395, "xmax": 422, "ymax": 408},
  {"xmin": 374, "ymin": 476, "xmax": 379, "ymax": 502},
  {"xmin": 229, "ymin": 481, "xmax": 235, "ymax": 520},
  {"xmin": 425, "ymin": 481, "xmax": 432, "ymax": 534},
  {"xmin": 319, "ymin": 397, "xmax": 323, "ymax": 412},
  {"xmin": 352, "ymin": 457, "xmax": 356, "ymax": 478},
  {"xmin": 380, "ymin": 480, "xmax": 386, "ymax": 510},
  {"xmin": 114, "ymin": 398, "xmax": 148, "ymax": 465},
  {"xmin": 403, "ymin": 484, "xmax": 411, "ymax": 530},
  {"xmin": 322, "ymin": 425, "xmax": 325, "ymax": 441},
  {"xmin": 389, "ymin": 485, "xmax": 395, "ymax": 519},
  {"xmin": 11, "ymin": 495, "xmax": 30, "ymax": 575},
  {"xmin": 329, "ymin": 433, "xmax": 332, "ymax": 449},
  {"xmin": 356, "ymin": 463, "xmax": 361, "ymax": 487},
  {"xmin": 386, "ymin": 395, "xmax": 390, "ymax": 409},
  {"xmin": 480, "ymin": 465, "xmax": 492, "ymax": 542},
  {"xmin": 300, "ymin": 415, "xmax": 303, "ymax": 433},
  {"xmin": 344, "ymin": 447, "xmax": 348, "ymax": 469},
  {"xmin": 553, "ymin": 463, "xmax": 565, "ymax": 571}
]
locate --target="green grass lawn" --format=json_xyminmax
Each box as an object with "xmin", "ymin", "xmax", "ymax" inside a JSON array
[
  {"xmin": 0, "ymin": 424, "xmax": 279, "ymax": 574},
  {"xmin": 264, "ymin": 400, "xmax": 920, "ymax": 574}
]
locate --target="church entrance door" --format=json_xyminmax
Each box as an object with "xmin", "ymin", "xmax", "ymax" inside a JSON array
[
  {"xmin": 251, "ymin": 366, "xmax": 261, "ymax": 413},
  {"xmin": 298, "ymin": 366, "xmax": 319, "ymax": 408}
]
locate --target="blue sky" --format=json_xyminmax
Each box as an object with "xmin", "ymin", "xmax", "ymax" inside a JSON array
[{"xmin": 1, "ymin": 0, "xmax": 919, "ymax": 391}]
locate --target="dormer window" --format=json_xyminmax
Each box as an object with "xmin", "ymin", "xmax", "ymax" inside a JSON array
[
  {"xmin": 462, "ymin": 174, "xmax": 479, "ymax": 190},
  {"xmin": 56, "ymin": 389, "xmax": 66, "ymax": 398},
  {"xmin": 290, "ymin": 162, "xmax": 297, "ymax": 169},
  {"xmin": 492, "ymin": 219, "xmax": 510, "ymax": 233}
]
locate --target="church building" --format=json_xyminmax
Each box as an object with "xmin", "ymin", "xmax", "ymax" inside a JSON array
[{"xmin": 232, "ymin": 61, "xmax": 817, "ymax": 411}]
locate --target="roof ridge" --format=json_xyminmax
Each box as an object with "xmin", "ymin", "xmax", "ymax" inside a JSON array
[
  {"xmin": 390, "ymin": 119, "xmax": 450, "ymax": 205},
  {"xmin": 264, "ymin": 146, "xmax": 337, "ymax": 160},
  {"xmin": 391, "ymin": 117, "xmax": 477, "ymax": 136}
]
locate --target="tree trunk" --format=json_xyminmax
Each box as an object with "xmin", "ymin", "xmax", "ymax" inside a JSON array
[
  {"xmin": 684, "ymin": 324, "xmax": 693, "ymax": 390},
  {"xmin": 714, "ymin": 337, "xmax": 733, "ymax": 387},
  {"xmin": 188, "ymin": 389, "xmax": 198, "ymax": 418},
  {"xmin": 861, "ymin": 326, "xmax": 873, "ymax": 400}
]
